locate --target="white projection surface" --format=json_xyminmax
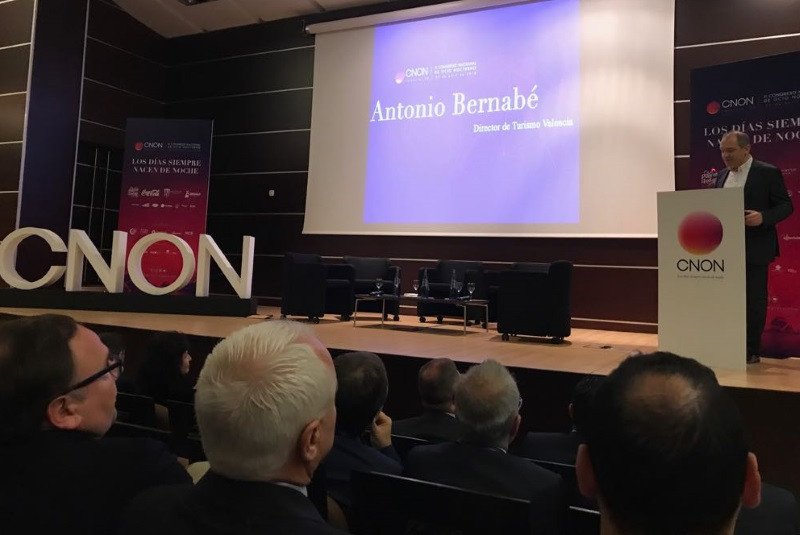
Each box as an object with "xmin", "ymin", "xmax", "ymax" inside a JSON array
[{"xmin": 305, "ymin": 0, "xmax": 675, "ymax": 237}]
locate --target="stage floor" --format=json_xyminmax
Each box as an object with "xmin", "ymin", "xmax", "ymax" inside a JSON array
[{"xmin": 2, "ymin": 306, "xmax": 798, "ymax": 394}]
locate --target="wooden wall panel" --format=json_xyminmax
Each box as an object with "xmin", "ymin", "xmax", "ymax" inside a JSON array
[
  {"xmin": 169, "ymin": 48, "xmax": 314, "ymax": 101},
  {"xmin": 168, "ymin": 89, "xmax": 312, "ymax": 134},
  {"xmin": 83, "ymin": 38, "xmax": 166, "ymax": 101},
  {"xmin": 87, "ymin": 0, "xmax": 165, "ymax": 63},
  {"xmin": 0, "ymin": 144, "xmax": 22, "ymax": 191},
  {"xmin": 0, "ymin": 45, "xmax": 31, "ymax": 94},
  {"xmin": 210, "ymin": 132, "xmax": 310, "ymax": 174},
  {"xmin": 208, "ymin": 174, "xmax": 307, "ymax": 214},
  {"xmin": 0, "ymin": 94, "xmax": 26, "ymax": 142},
  {"xmin": 0, "ymin": 0, "xmax": 34, "ymax": 48},
  {"xmin": 675, "ymin": 0, "xmax": 800, "ymax": 46}
]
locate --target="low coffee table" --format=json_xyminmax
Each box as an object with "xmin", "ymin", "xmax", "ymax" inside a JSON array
[{"xmin": 353, "ymin": 293, "xmax": 489, "ymax": 333}]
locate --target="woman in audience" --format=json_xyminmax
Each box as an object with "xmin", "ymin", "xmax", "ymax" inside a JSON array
[{"xmin": 137, "ymin": 331, "xmax": 195, "ymax": 404}]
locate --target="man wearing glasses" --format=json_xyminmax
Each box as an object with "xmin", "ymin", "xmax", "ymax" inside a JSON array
[{"xmin": 0, "ymin": 314, "xmax": 190, "ymax": 534}]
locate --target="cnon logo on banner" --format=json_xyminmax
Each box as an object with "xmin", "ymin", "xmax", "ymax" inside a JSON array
[
  {"xmin": 119, "ymin": 118, "xmax": 213, "ymax": 292},
  {"xmin": 689, "ymin": 51, "xmax": 800, "ymax": 357}
]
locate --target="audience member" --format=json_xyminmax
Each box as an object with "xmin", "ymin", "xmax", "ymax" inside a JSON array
[
  {"xmin": 120, "ymin": 320, "xmax": 344, "ymax": 534},
  {"xmin": 0, "ymin": 314, "xmax": 190, "ymax": 534},
  {"xmin": 393, "ymin": 357, "xmax": 465, "ymax": 442},
  {"xmin": 405, "ymin": 359, "xmax": 566, "ymax": 534},
  {"xmin": 137, "ymin": 330, "xmax": 194, "ymax": 404},
  {"xmin": 512, "ymin": 374, "xmax": 604, "ymax": 464},
  {"xmin": 324, "ymin": 351, "xmax": 402, "ymax": 510},
  {"xmin": 577, "ymin": 351, "xmax": 762, "ymax": 535},
  {"xmin": 99, "ymin": 331, "xmax": 137, "ymax": 394}
]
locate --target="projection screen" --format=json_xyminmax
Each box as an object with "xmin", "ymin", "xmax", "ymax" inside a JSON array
[{"xmin": 305, "ymin": 0, "xmax": 675, "ymax": 237}]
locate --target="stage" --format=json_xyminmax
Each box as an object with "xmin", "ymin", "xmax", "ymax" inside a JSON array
[{"xmin": 1, "ymin": 305, "xmax": 798, "ymax": 394}]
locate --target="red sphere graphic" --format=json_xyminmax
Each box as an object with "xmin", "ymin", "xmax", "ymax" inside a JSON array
[
  {"xmin": 678, "ymin": 211, "xmax": 723, "ymax": 255},
  {"xmin": 394, "ymin": 71, "xmax": 405, "ymax": 84},
  {"xmin": 134, "ymin": 141, "xmax": 144, "ymax": 151},
  {"xmin": 706, "ymin": 101, "xmax": 720, "ymax": 115}
]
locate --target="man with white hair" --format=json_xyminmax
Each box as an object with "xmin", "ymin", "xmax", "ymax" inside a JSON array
[
  {"xmin": 405, "ymin": 359, "xmax": 567, "ymax": 534},
  {"xmin": 120, "ymin": 321, "xmax": 344, "ymax": 534}
]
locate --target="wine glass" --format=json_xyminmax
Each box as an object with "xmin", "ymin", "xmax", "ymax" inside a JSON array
[
  {"xmin": 467, "ymin": 282, "xmax": 476, "ymax": 299},
  {"xmin": 454, "ymin": 281, "xmax": 463, "ymax": 295},
  {"xmin": 374, "ymin": 278, "xmax": 383, "ymax": 294},
  {"xmin": 412, "ymin": 279, "xmax": 419, "ymax": 292}
]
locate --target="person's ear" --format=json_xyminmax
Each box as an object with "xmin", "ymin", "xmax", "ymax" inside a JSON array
[
  {"xmin": 576, "ymin": 444, "xmax": 599, "ymax": 499},
  {"xmin": 509, "ymin": 413, "xmax": 521, "ymax": 442},
  {"xmin": 741, "ymin": 452, "xmax": 762, "ymax": 509},
  {"xmin": 298, "ymin": 418, "xmax": 323, "ymax": 464},
  {"xmin": 45, "ymin": 395, "xmax": 83, "ymax": 430}
]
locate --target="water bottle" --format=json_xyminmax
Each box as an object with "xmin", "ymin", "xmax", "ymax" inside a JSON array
[
  {"xmin": 393, "ymin": 271, "xmax": 401, "ymax": 295},
  {"xmin": 421, "ymin": 270, "xmax": 430, "ymax": 298},
  {"xmin": 449, "ymin": 269, "xmax": 457, "ymax": 299}
]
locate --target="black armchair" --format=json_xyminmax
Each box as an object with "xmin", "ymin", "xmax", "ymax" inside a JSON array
[
  {"xmin": 496, "ymin": 260, "xmax": 573, "ymax": 342},
  {"xmin": 417, "ymin": 260, "xmax": 485, "ymax": 323},
  {"xmin": 280, "ymin": 253, "xmax": 354, "ymax": 323},
  {"xmin": 343, "ymin": 256, "xmax": 401, "ymax": 320}
]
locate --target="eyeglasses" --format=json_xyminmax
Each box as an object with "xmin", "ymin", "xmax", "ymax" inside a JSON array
[{"xmin": 60, "ymin": 354, "xmax": 124, "ymax": 396}]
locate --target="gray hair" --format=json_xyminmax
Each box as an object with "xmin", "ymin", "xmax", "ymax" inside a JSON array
[
  {"xmin": 195, "ymin": 321, "xmax": 336, "ymax": 481},
  {"xmin": 722, "ymin": 130, "xmax": 750, "ymax": 148},
  {"xmin": 455, "ymin": 359, "xmax": 520, "ymax": 447}
]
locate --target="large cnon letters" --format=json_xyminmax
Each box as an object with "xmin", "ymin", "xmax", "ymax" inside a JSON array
[
  {"xmin": 195, "ymin": 234, "xmax": 254, "ymax": 299},
  {"xmin": 0, "ymin": 228, "xmax": 67, "ymax": 289}
]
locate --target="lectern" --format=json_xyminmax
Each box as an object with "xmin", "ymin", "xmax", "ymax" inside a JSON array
[{"xmin": 657, "ymin": 188, "xmax": 746, "ymax": 371}]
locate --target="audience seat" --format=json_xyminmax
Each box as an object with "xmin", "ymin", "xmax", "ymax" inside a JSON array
[
  {"xmin": 116, "ymin": 392, "xmax": 157, "ymax": 427},
  {"xmin": 351, "ymin": 470, "xmax": 534, "ymax": 535},
  {"xmin": 390, "ymin": 434, "xmax": 432, "ymax": 463}
]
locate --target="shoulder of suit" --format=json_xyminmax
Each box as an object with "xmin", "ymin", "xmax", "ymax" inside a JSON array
[{"xmin": 752, "ymin": 159, "xmax": 779, "ymax": 172}]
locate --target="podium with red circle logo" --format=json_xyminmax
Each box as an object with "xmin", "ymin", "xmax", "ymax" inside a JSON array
[{"xmin": 657, "ymin": 188, "xmax": 746, "ymax": 370}]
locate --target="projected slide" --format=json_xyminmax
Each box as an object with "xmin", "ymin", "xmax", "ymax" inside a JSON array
[{"xmin": 363, "ymin": 0, "xmax": 580, "ymax": 224}]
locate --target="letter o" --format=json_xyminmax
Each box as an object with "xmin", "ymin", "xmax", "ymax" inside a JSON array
[
  {"xmin": 676, "ymin": 259, "xmax": 688, "ymax": 271},
  {"xmin": 127, "ymin": 233, "xmax": 195, "ymax": 295}
]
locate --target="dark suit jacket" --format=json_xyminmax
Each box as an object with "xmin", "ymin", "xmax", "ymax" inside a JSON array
[
  {"xmin": 392, "ymin": 409, "xmax": 465, "ymax": 442},
  {"xmin": 0, "ymin": 429, "xmax": 191, "ymax": 535},
  {"xmin": 405, "ymin": 442, "xmax": 568, "ymax": 534},
  {"xmin": 119, "ymin": 471, "xmax": 345, "ymax": 535},
  {"xmin": 324, "ymin": 432, "xmax": 403, "ymax": 508},
  {"xmin": 512, "ymin": 431, "xmax": 580, "ymax": 465},
  {"xmin": 736, "ymin": 483, "xmax": 800, "ymax": 535},
  {"xmin": 715, "ymin": 159, "xmax": 793, "ymax": 264}
]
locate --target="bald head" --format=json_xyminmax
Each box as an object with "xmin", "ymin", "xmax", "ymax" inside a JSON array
[
  {"xmin": 418, "ymin": 358, "xmax": 460, "ymax": 410},
  {"xmin": 582, "ymin": 352, "xmax": 751, "ymax": 535}
]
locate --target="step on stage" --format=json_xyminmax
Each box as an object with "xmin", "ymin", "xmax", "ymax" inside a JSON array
[{"xmin": 1, "ymin": 306, "xmax": 799, "ymax": 495}]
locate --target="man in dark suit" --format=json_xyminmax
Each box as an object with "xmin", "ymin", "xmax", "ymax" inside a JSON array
[
  {"xmin": 577, "ymin": 352, "xmax": 765, "ymax": 535},
  {"xmin": 324, "ymin": 351, "xmax": 402, "ymax": 512},
  {"xmin": 0, "ymin": 314, "xmax": 190, "ymax": 535},
  {"xmin": 513, "ymin": 374, "xmax": 604, "ymax": 464},
  {"xmin": 120, "ymin": 321, "xmax": 344, "ymax": 534},
  {"xmin": 393, "ymin": 357, "xmax": 464, "ymax": 442},
  {"xmin": 405, "ymin": 359, "xmax": 567, "ymax": 534},
  {"xmin": 715, "ymin": 131, "xmax": 793, "ymax": 363}
]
